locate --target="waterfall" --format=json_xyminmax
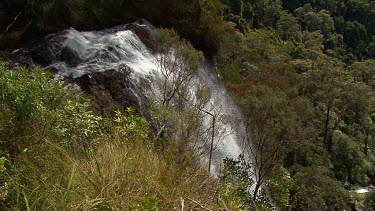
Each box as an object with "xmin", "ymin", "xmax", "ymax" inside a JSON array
[
  {"xmin": 195, "ymin": 61, "xmax": 247, "ymax": 174},
  {"xmin": 12, "ymin": 21, "xmax": 249, "ymax": 176}
]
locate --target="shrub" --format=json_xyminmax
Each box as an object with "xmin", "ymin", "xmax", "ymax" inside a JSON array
[
  {"xmin": 0, "ymin": 62, "xmax": 100, "ymax": 155},
  {"xmin": 220, "ymin": 155, "xmax": 272, "ymax": 210},
  {"xmin": 365, "ymin": 190, "xmax": 375, "ymax": 211},
  {"xmin": 0, "ymin": 61, "xmax": 223, "ymax": 210},
  {"xmin": 267, "ymin": 167, "xmax": 295, "ymax": 210},
  {"xmin": 132, "ymin": 195, "xmax": 159, "ymax": 211}
]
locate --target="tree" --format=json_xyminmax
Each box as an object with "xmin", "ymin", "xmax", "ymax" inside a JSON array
[
  {"xmin": 299, "ymin": 56, "xmax": 347, "ymax": 152},
  {"xmin": 351, "ymin": 59, "xmax": 375, "ymax": 88},
  {"xmin": 219, "ymin": 155, "xmax": 272, "ymax": 210},
  {"xmin": 151, "ymin": 29, "xmax": 226, "ymax": 175},
  {"xmin": 331, "ymin": 130, "xmax": 370, "ymax": 184},
  {"xmin": 292, "ymin": 166, "xmax": 351, "ymax": 210},
  {"xmin": 241, "ymin": 85, "xmax": 297, "ymax": 199},
  {"xmin": 242, "ymin": 0, "xmax": 282, "ymax": 28},
  {"xmin": 225, "ymin": 0, "xmax": 244, "ymax": 16},
  {"xmin": 149, "ymin": 29, "xmax": 204, "ymax": 152},
  {"xmin": 342, "ymin": 81, "xmax": 375, "ymax": 156},
  {"xmin": 153, "ymin": 28, "xmax": 203, "ymax": 107},
  {"xmin": 302, "ymin": 30, "xmax": 325, "ymax": 55},
  {"xmin": 365, "ymin": 190, "xmax": 375, "ymax": 210},
  {"xmin": 344, "ymin": 21, "xmax": 369, "ymax": 51},
  {"xmin": 294, "ymin": 5, "xmax": 334, "ymax": 37},
  {"xmin": 276, "ymin": 11, "xmax": 302, "ymax": 43}
]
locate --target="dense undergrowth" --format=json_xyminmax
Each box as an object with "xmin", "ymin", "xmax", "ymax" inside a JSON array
[
  {"xmin": 0, "ymin": 61, "xmax": 227, "ymax": 210},
  {"xmin": 2, "ymin": 0, "xmax": 375, "ymax": 210},
  {"xmin": 217, "ymin": 1, "xmax": 375, "ymax": 210}
]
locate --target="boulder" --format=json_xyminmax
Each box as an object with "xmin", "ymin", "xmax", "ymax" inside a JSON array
[{"xmin": 70, "ymin": 66, "xmax": 148, "ymax": 114}]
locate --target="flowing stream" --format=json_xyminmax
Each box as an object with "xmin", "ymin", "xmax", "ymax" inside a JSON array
[{"xmin": 13, "ymin": 21, "xmax": 249, "ymax": 176}]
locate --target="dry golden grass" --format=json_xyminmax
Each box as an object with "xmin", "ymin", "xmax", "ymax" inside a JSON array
[
  {"xmin": 70, "ymin": 136, "xmax": 220, "ymax": 210},
  {"xmin": 0, "ymin": 65, "xmax": 224, "ymax": 211},
  {"xmin": 4, "ymin": 135, "xmax": 221, "ymax": 210}
]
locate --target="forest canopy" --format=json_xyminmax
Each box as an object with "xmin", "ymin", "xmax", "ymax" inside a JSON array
[{"xmin": 1, "ymin": 0, "xmax": 375, "ymax": 210}]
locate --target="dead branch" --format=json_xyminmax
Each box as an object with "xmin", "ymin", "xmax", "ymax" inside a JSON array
[
  {"xmin": 5, "ymin": 12, "xmax": 22, "ymax": 32},
  {"xmin": 186, "ymin": 197, "xmax": 213, "ymax": 211},
  {"xmin": 180, "ymin": 197, "xmax": 185, "ymax": 211}
]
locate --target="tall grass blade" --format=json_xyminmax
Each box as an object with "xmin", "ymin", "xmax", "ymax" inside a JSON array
[
  {"xmin": 23, "ymin": 192, "xmax": 31, "ymax": 211},
  {"xmin": 59, "ymin": 164, "xmax": 76, "ymax": 211}
]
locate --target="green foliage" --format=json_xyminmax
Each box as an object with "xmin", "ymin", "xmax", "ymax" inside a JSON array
[
  {"xmin": 267, "ymin": 167, "xmax": 295, "ymax": 210},
  {"xmin": 277, "ymin": 0, "xmax": 375, "ymax": 61},
  {"xmin": 331, "ymin": 130, "xmax": 371, "ymax": 184},
  {"xmin": 225, "ymin": 0, "xmax": 244, "ymax": 16},
  {"xmin": 59, "ymin": 164, "xmax": 76, "ymax": 211},
  {"xmin": 154, "ymin": 28, "xmax": 203, "ymax": 74},
  {"xmin": 350, "ymin": 59, "xmax": 375, "ymax": 88},
  {"xmin": 240, "ymin": 85, "xmax": 299, "ymax": 198},
  {"xmin": 219, "ymin": 61, "xmax": 244, "ymax": 83},
  {"xmin": 220, "ymin": 155, "xmax": 272, "ymax": 210},
  {"xmin": 2, "ymin": 0, "xmax": 375, "ymax": 209},
  {"xmin": 112, "ymin": 108, "xmax": 149, "ymax": 142},
  {"xmin": 277, "ymin": 11, "xmax": 302, "ymax": 42},
  {"xmin": 53, "ymin": 99, "xmax": 102, "ymax": 150},
  {"xmin": 0, "ymin": 156, "xmax": 7, "ymax": 201},
  {"xmin": 221, "ymin": 155, "xmax": 253, "ymax": 202},
  {"xmin": 0, "ymin": 62, "xmax": 101, "ymax": 154},
  {"xmin": 0, "ymin": 61, "xmax": 225, "ymax": 210},
  {"xmin": 218, "ymin": 1, "xmax": 375, "ymax": 207},
  {"xmin": 292, "ymin": 166, "xmax": 351, "ymax": 210},
  {"xmin": 242, "ymin": 0, "xmax": 282, "ymax": 28},
  {"xmin": 365, "ymin": 190, "xmax": 375, "ymax": 211},
  {"xmin": 132, "ymin": 196, "xmax": 158, "ymax": 211}
]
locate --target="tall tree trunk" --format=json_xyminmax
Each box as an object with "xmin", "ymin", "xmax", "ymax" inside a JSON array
[
  {"xmin": 208, "ymin": 115, "xmax": 216, "ymax": 174},
  {"xmin": 327, "ymin": 130, "xmax": 333, "ymax": 153},
  {"xmin": 196, "ymin": 0, "xmax": 202, "ymax": 22},
  {"xmin": 364, "ymin": 130, "xmax": 369, "ymax": 155},
  {"xmin": 253, "ymin": 181, "xmax": 261, "ymax": 200},
  {"xmin": 195, "ymin": 0, "xmax": 206, "ymax": 23},
  {"xmin": 323, "ymin": 106, "xmax": 331, "ymax": 151}
]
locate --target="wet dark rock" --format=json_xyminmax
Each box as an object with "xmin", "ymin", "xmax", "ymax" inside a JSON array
[
  {"xmin": 126, "ymin": 19, "xmax": 156, "ymax": 50},
  {"xmin": 60, "ymin": 45, "xmax": 83, "ymax": 67},
  {"xmin": 73, "ymin": 67, "xmax": 147, "ymax": 113},
  {"xmin": 11, "ymin": 20, "xmax": 155, "ymax": 113},
  {"xmin": 14, "ymin": 43, "xmax": 59, "ymax": 66},
  {"xmin": 10, "ymin": 20, "xmax": 250, "ymax": 176}
]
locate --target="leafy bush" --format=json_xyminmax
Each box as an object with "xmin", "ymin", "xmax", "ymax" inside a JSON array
[
  {"xmin": 132, "ymin": 196, "xmax": 159, "ymax": 211},
  {"xmin": 112, "ymin": 108, "xmax": 149, "ymax": 141},
  {"xmin": 0, "ymin": 156, "xmax": 7, "ymax": 201},
  {"xmin": 292, "ymin": 166, "xmax": 351, "ymax": 210},
  {"xmin": 267, "ymin": 167, "xmax": 295, "ymax": 210},
  {"xmin": 220, "ymin": 155, "xmax": 272, "ymax": 210},
  {"xmin": 0, "ymin": 61, "xmax": 223, "ymax": 210},
  {"xmin": 365, "ymin": 190, "xmax": 375, "ymax": 211},
  {"xmin": 0, "ymin": 62, "xmax": 100, "ymax": 155},
  {"xmin": 331, "ymin": 130, "xmax": 371, "ymax": 185}
]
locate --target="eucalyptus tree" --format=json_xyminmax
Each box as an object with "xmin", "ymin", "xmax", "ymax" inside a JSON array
[
  {"xmin": 276, "ymin": 11, "xmax": 302, "ymax": 43},
  {"xmin": 241, "ymin": 85, "xmax": 297, "ymax": 199},
  {"xmin": 299, "ymin": 55, "xmax": 348, "ymax": 152},
  {"xmin": 153, "ymin": 28, "xmax": 203, "ymax": 107}
]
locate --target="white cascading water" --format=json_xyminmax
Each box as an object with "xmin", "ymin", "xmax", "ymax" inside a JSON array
[
  {"xmin": 195, "ymin": 62, "xmax": 247, "ymax": 174},
  {"xmin": 13, "ymin": 22, "xmax": 250, "ymax": 176}
]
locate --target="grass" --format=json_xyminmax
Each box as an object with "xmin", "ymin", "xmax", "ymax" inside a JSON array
[{"xmin": 0, "ymin": 61, "xmax": 224, "ymax": 210}]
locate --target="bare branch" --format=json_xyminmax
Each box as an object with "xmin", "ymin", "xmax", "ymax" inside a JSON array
[
  {"xmin": 186, "ymin": 197, "xmax": 213, "ymax": 211},
  {"xmin": 5, "ymin": 12, "xmax": 22, "ymax": 32}
]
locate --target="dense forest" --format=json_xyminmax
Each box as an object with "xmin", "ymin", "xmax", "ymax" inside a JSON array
[{"xmin": 1, "ymin": 0, "xmax": 375, "ymax": 210}]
